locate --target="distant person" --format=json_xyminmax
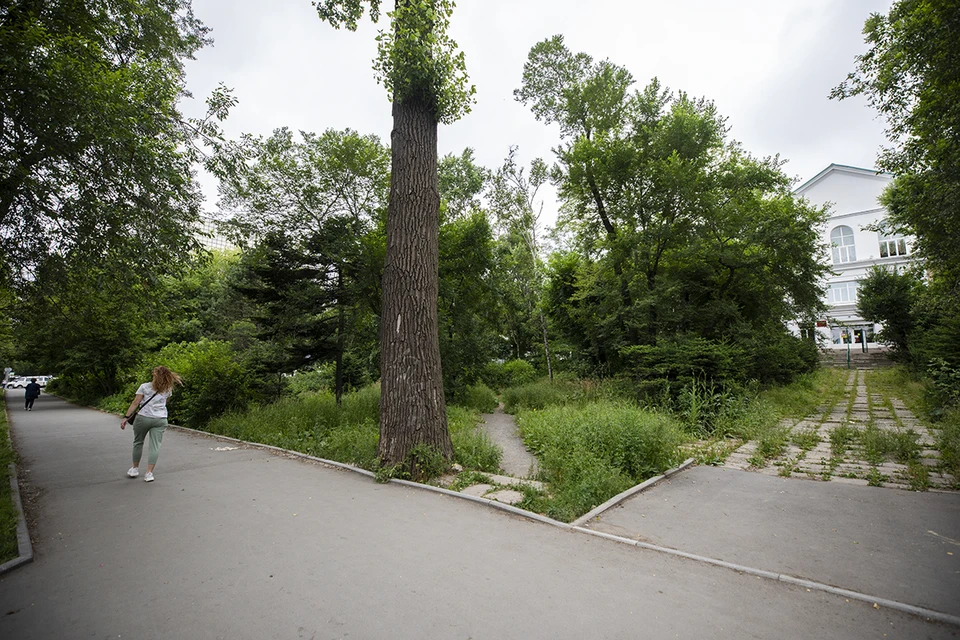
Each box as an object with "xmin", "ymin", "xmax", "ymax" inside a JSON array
[
  {"xmin": 24, "ymin": 378, "xmax": 41, "ymax": 410},
  {"xmin": 120, "ymin": 366, "xmax": 183, "ymax": 483}
]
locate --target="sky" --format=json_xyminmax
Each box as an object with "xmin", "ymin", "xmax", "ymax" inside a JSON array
[{"xmin": 181, "ymin": 0, "xmax": 894, "ymax": 226}]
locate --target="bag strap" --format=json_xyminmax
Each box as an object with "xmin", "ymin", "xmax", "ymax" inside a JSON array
[{"xmin": 138, "ymin": 391, "xmax": 160, "ymax": 409}]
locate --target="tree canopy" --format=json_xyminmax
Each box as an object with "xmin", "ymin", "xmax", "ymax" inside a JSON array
[
  {"xmin": 832, "ymin": 0, "xmax": 960, "ymax": 283},
  {"xmin": 0, "ymin": 0, "xmax": 233, "ymax": 286}
]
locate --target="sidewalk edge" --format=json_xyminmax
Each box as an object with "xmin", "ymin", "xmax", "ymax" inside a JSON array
[
  {"xmin": 0, "ymin": 398, "xmax": 35, "ymax": 575},
  {"xmin": 570, "ymin": 525, "xmax": 960, "ymax": 628}
]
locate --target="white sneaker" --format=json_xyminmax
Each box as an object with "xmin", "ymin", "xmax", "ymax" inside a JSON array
[
  {"xmin": 127, "ymin": 467, "xmax": 139, "ymax": 478},
  {"xmin": 144, "ymin": 472, "xmax": 154, "ymax": 483}
]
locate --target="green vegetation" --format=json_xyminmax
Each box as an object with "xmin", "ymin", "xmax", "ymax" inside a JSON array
[
  {"xmin": 200, "ymin": 385, "xmax": 500, "ymax": 480},
  {"xmin": 461, "ymin": 383, "xmax": 498, "ymax": 414},
  {"xmin": 0, "ymin": 399, "xmax": 19, "ymax": 564},
  {"xmin": 517, "ymin": 402, "xmax": 683, "ymax": 522}
]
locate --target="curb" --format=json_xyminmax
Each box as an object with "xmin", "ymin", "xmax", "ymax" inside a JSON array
[
  {"xmin": 569, "ymin": 525, "xmax": 960, "ymax": 628},
  {"xmin": 0, "ymin": 397, "xmax": 35, "ymax": 575},
  {"xmin": 111, "ymin": 417, "xmax": 960, "ymax": 627},
  {"xmin": 571, "ymin": 457, "xmax": 695, "ymax": 527}
]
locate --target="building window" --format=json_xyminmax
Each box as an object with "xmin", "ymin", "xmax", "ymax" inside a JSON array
[
  {"xmin": 879, "ymin": 231, "xmax": 910, "ymax": 258},
  {"xmin": 828, "ymin": 281, "xmax": 859, "ymax": 304},
  {"xmin": 830, "ymin": 226, "xmax": 856, "ymax": 264}
]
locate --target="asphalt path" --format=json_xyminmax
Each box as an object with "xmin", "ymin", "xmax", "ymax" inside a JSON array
[
  {"xmin": 1, "ymin": 390, "xmax": 956, "ymax": 639},
  {"xmin": 588, "ymin": 465, "xmax": 960, "ymax": 617}
]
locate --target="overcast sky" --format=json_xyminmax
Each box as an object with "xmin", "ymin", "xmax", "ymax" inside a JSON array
[{"xmin": 181, "ymin": 0, "xmax": 893, "ymax": 225}]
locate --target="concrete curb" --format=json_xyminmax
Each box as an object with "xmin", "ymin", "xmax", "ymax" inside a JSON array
[
  {"xmin": 570, "ymin": 525, "xmax": 960, "ymax": 628},
  {"xmin": 168, "ymin": 425, "xmax": 567, "ymax": 527},
  {"xmin": 570, "ymin": 457, "xmax": 695, "ymax": 527},
  {"xmin": 142, "ymin": 421, "xmax": 960, "ymax": 627},
  {"xmin": 0, "ymin": 397, "xmax": 35, "ymax": 575}
]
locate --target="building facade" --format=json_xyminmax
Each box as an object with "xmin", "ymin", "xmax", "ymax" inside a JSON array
[{"xmin": 794, "ymin": 164, "xmax": 913, "ymax": 349}]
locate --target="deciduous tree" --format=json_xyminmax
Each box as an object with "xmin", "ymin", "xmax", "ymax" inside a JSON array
[{"xmin": 315, "ymin": 0, "xmax": 475, "ymax": 471}]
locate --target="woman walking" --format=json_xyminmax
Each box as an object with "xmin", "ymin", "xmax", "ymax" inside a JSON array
[{"xmin": 121, "ymin": 366, "xmax": 182, "ymax": 482}]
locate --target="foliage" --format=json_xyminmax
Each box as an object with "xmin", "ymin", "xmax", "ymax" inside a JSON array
[
  {"xmin": 0, "ymin": 0, "xmax": 233, "ymax": 285},
  {"xmin": 202, "ymin": 384, "xmax": 497, "ymax": 474},
  {"xmin": 833, "ymin": 0, "xmax": 960, "ymax": 283},
  {"xmin": 519, "ymin": 36, "xmax": 828, "ymax": 388},
  {"xmin": 857, "ymin": 266, "xmax": 921, "ymax": 353},
  {"xmin": 502, "ymin": 380, "xmax": 582, "ymax": 414},
  {"xmin": 315, "ymin": 0, "xmax": 474, "ymax": 123},
  {"xmin": 517, "ymin": 401, "xmax": 684, "ymax": 521},
  {"xmin": 0, "ymin": 396, "xmax": 18, "ymax": 564},
  {"xmin": 100, "ymin": 340, "xmax": 252, "ymax": 428},
  {"xmin": 460, "ymin": 383, "xmax": 498, "ymax": 414}
]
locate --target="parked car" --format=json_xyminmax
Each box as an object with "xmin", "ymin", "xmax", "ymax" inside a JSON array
[{"xmin": 5, "ymin": 376, "xmax": 53, "ymax": 388}]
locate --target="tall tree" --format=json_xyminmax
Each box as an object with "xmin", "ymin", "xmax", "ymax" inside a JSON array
[
  {"xmin": 315, "ymin": 0, "xmax": 474, "ymax": 472},
  {"xmin": 832, "ymin": 0, "xmax": 960, "ymax": 284}
]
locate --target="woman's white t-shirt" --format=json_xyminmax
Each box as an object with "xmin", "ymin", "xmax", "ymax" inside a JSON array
[{"xmin": 136, "ymin": 382, "xmax": 171, "ymax": 419}]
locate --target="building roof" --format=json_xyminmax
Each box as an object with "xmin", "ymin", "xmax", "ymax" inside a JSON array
[{"xmin": 794, "ymin": 163, "xmax": 893, "ymax": 194}]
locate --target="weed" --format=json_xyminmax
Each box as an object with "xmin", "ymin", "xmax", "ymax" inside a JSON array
[
  {"xmin": 754, "ymin": 426, "xmax": 790, "ymax": 462},
  {"xmin": 866, "ymin": 467, "xmax": 886, "ymax": 487},
  {"xmin": 904, "ymin": 462, "xmax": 930, "ymax": 491},
  {"xmin": 830, "ymin": 424, "xmax": 857, "ymax": 457},
  {"xmin": 686, "ymin": 439, "xmax": 739, "ymax": 466},
  {"xmin": 448, "ymin": 471, "xmax": 494, "ymax": 492},
  {"xmin": 516, "ymin": 401, "xmax": 684, "ymax": 521},
  {"xmin": 791, "ymin": 429, "xmax": 820, "ymax": 451}
]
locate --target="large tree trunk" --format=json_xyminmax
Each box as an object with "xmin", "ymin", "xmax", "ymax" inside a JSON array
[{"xmin": 377, "ymin": 95, "xmax": 453, "ymax": 470}]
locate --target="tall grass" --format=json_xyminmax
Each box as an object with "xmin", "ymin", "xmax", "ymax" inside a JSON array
[
  {"xmin": 517, "ymin": 401, "xmax": 684, "ymax": 522},
  {"xmin": 0, "ymin": 398, "xmax": 19, "ymax": 563},
  {"xmin": 203, "ymin": 384, "xmax": 500, "ymax": 474}
]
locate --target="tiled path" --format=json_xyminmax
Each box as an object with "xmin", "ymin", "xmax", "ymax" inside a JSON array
[{"xmin": 724, "ymin": 369, "xmax": 956, "ymax": 491}]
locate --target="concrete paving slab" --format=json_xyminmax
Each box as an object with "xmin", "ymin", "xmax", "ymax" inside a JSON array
[
  {"xmin": 588, "ymin": 465, "xmax": 960, "ymax": 617},
  {"xmin": 2, "ymin": 392, "xmax": 957, "ymax": 639}
]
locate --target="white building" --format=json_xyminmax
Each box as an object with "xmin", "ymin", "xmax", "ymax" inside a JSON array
[{"xmin": 794, "ymin": 164, "xmax": 914, "ymax": 349}]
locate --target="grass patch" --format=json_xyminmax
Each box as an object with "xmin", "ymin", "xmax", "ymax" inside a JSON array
[
  {"xmin": 860, "ymin": 423, "xmax": 921, "ymax": 465},
  {"xmin": 517, "ymin": 401, "xmax": 684, "ymax": 522},
  {"xmin": 203, "ymin": 385, "xmax": 500, "ymax": 475},
  {"xmin": 760, "ymin": 368, "xmax": 849, "ymax": 423},
  {"xmin": 0, "ymin": 398, "xmax": 19, "ymax": 564},
  {"xmin": 938, "ymin": 409, "xmax": 960, "ymax": 480},
  {"xmin": 684, "ymin": 439, "xmax": 740, "ymax": 466}
]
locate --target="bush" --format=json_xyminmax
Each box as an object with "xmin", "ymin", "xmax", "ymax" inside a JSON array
[
  {"xmin": 461, "ymin": 383, "xmax": 498, "ymax": 414},
  {"xmin": 502, "ymin": 380, "xmax": 582, "ymax": 413},
  {"xmin": 286, "ymin": 363, "xmax": 335, "ymax": 396},
  {"xmin": 100, "ymin": 339, "xmax": 252, "ymax": 428},
  {"xmin": 203, "ymin": 385, "xmax": 500, "ymax": 474},
  {"xmin": 503, "ymin": 359, "xmax": 538, "ymax": 386},
  {"xmin": 517, "ymin": 401, "xmax": 684, "ymax": 521}
]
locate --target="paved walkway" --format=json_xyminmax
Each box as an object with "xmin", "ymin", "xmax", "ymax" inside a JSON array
[
  {"xmin": 478, "ymin": 406, "xmax": 538, "ymax": 478},
  {"xmin": 725, "ymin": 369, "xmax": 956, "ymax": 490},
  {"xmin": 588, "ymin": 465, "xmax": 960, "ymax": 617},
  {"xmin": 3, "ymin": 391, "xmax": 953, "ymax": 638}
]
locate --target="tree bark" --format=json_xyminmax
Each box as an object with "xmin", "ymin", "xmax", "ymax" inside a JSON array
[{"xmin": 377, "ymin": 95, "xmax": 453, "ymax": 469}]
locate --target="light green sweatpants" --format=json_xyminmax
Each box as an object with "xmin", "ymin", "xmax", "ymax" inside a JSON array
[{"xmin": 132, "ymin": 416, "xmax": 168, "ymax": 466}]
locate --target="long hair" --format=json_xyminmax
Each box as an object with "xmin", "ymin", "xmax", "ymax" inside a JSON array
[{"xmin": 151, "ymin": 366, "xmax": 183, "ymax": 394}]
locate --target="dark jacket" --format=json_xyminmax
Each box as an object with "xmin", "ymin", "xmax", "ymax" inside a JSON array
[{"xmin": 24, "ymin": 382, "xmax": 41, "ymax": 400}]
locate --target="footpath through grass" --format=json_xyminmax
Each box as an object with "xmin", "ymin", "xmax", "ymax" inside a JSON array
[{"xmin": 0, "ymin": 396, "xmax": 20, "ymax": 564}]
